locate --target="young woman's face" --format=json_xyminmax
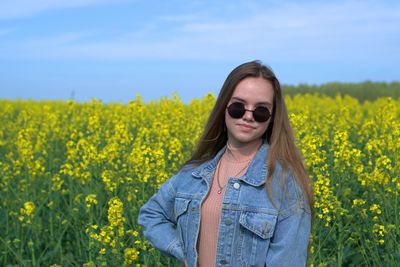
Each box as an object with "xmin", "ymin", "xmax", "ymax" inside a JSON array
[{"xmin": 225, "ymin": 76, "xmax": 274, "ymax": 148}]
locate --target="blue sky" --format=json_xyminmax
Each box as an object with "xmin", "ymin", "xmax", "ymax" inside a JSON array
[{"xmin": 0, "ymin": 0, "xmax": 399, "ymax": 103}]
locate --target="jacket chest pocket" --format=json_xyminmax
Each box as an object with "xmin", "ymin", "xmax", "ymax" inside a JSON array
[
  {"xmin": 237, "ymin": 211, "xmax": 277, "ymax": 266},
  {"xmin": 174, "ymin": 198, "xmax": 191, "ymax": 254}
]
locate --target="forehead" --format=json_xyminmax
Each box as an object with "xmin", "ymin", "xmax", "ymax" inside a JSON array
[{"xmin": 230, "ymin": 76, "xmax": 274, "ymax": 104}]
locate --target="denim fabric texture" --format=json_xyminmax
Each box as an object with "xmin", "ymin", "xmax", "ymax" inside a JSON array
[{"xmin": 138, "ymin": 142, "xmax": 311, "ymax": 267}]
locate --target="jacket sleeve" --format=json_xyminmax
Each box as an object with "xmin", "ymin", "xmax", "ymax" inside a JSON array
[
  {"xmin": 138, "ymin": 176, "xmax": 185, "ymax": 261},
  {"xmin": 265, "ymin": 171, "xmax": 312, "ymax": 267},
  {"xmin": 265, "ymin": 205, "xmax": 311, "ymax": 266}
]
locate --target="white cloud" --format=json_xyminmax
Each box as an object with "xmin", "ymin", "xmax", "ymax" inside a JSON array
[{"xmin": 0, "ymin": 0, "xmax": 117, "ymax": 19}]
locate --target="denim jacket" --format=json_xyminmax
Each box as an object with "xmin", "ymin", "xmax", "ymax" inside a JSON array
[{"xmin": 138, "ymin": 142, "xmax": 311, "ymax": 267}]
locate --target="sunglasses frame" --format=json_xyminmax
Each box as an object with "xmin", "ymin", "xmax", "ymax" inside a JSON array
[{"xmin": 227, "ymin": 102, "xmax": 271, "ymax": 123}]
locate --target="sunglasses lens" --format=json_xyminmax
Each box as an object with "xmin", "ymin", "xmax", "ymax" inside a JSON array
[
  {"xmin": 253, "ymin": 107, "xmax": 270, "ymax": 122},
  {"xmin": 227, "ymin": 102, "xmax": 246, "ymax": 118}
]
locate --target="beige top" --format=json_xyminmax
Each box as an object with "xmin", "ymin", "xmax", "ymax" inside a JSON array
[{"xmin": 197, "ymin": 140, "xmax": 261, "ymax": 267}]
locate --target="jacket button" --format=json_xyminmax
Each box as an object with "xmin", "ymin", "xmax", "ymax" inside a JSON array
[
  {"xmin": 220, "ymin": 259, "xmax": 228, "ymax": 265},
  {"xmin": 225, "ymin": 219, "xmax": 232, "ymax": 225},
  {"xmin": 233, "ymin": 182, "xmax": 240, "ymax": 189}
]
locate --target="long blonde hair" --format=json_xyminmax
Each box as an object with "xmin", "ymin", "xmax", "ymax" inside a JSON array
[{"xmin": 186, "ymin": 60, "xmax": 313, "ymax": 208}]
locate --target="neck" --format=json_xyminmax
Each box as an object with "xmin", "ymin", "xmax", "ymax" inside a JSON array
[{"xmin": 226, "ymin": 139, "xmax": 262, "ymax": 162}]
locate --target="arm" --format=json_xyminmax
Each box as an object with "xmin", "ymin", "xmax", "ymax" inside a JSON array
[
  {"xmin": 138, "ymin": 176, "xmax": 185, "ymax": 261},
  {"xmin": 265, "ymin": 204, "xmax": 311, "ymax": 267}
]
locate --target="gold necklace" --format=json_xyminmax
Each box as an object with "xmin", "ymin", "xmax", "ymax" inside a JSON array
[{"xmin": 216, "ymin": 158, "xmax": 251, "ymax": 194}]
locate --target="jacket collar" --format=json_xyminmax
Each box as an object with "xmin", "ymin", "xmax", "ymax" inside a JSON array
[{"xmin": 191, "ymin": 140, "xmax": 269, "ymax": 187}]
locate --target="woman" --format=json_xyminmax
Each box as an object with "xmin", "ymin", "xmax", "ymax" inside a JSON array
[{"xmin": 138, "ymin": 60, "xmax": 313, "ymax": 267}]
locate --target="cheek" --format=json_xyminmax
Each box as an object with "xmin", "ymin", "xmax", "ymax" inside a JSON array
[
  {"xmin": 225, "ymin": 112, "xmax": 233, "ymax": 128},
  {"xmin": 259, "ymin": 123, "xmax": 269, "ymax": 135},
  {"xmin": 258, "ymin": 119, "xmax": 272, "ymax": 136}
]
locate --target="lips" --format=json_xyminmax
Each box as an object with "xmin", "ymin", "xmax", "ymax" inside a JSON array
[{"xmin": 237, "ymin": 123, "xmax": 256, "ymax": 130}]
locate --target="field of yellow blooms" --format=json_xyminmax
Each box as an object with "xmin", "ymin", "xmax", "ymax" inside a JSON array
[{"xmin": 0, "ymin": 93, "xmax": 399, "ymax": 266}]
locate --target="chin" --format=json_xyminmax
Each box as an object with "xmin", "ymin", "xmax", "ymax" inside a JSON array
[{"xmin": 232, "ymin": 136, "xmax": 260, "ymax": 144}]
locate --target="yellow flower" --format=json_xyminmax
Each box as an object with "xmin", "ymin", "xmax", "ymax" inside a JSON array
[
  {"xmin": 352, "ymin": 199, "xmax": 366, "ymax": 207},
  {"xmin": 51, "ymin": 174, "xmax": 64, "ymax": 191},
  {"xmin": 124, "ymin": 248, "xmax": 140, "ymax": 265},
  {"xmin": 19, "ymin": 201, "xmax": 36, "ymax": 224},
  {"xmin": 369, "ymin": 204, "xmax": 382, "ymax": 214},
  {"xmin": 107, "ymin": 197, "xmax": 125, "ymax": 227},
  {"xmin": 101, "ymin": 170, "xmax": 117, "ymax": 192},
  {"xmin": 22, "ymin": 201, "xmax": 36, "ymax": 216},
  {"xmin": 85, "ymin": 194, "xmax": 97, "ymax": 208}
]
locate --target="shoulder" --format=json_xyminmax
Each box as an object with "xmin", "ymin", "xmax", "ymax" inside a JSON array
[
  {"xmin": 168, "ymin": 160, "xmax": 210, "ymax": 188},
  {"xmin": 269, "ymin": 165, "xmax": 310, "ymax": 220}
]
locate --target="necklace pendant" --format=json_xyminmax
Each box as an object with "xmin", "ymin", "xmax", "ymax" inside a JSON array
[{"xmin": 217, "ymin": 189, "xmax": 222, "ymax": 194}]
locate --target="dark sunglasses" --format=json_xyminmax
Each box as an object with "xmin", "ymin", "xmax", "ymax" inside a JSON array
[{"xmin": 227, "ymin": 102, "xmax": 271, "ymax": 122}]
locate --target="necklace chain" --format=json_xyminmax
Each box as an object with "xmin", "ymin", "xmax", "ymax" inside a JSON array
[{"xmin": 216, "ymin": 157, "xmax": 250, "ymax": 194}]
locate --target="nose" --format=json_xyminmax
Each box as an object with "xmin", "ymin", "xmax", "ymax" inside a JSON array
[{"xmin": 242, "ymin": 109, "xmax": 255, "ymax": 121}]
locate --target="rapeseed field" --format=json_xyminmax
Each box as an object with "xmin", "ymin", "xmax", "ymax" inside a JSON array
[{"xmin": 0, "ymin": 93, "xmax": 398, "ymax": 266}]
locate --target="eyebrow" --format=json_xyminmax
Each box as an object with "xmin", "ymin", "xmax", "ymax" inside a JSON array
[{"xmin": 230, "ymin": 96, "xmax": 273, "ymax": 108}]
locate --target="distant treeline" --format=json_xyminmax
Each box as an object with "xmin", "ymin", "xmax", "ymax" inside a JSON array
[{"xmin": 282, "ymin": 81, "xmax": 400, "ymax": 102}]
